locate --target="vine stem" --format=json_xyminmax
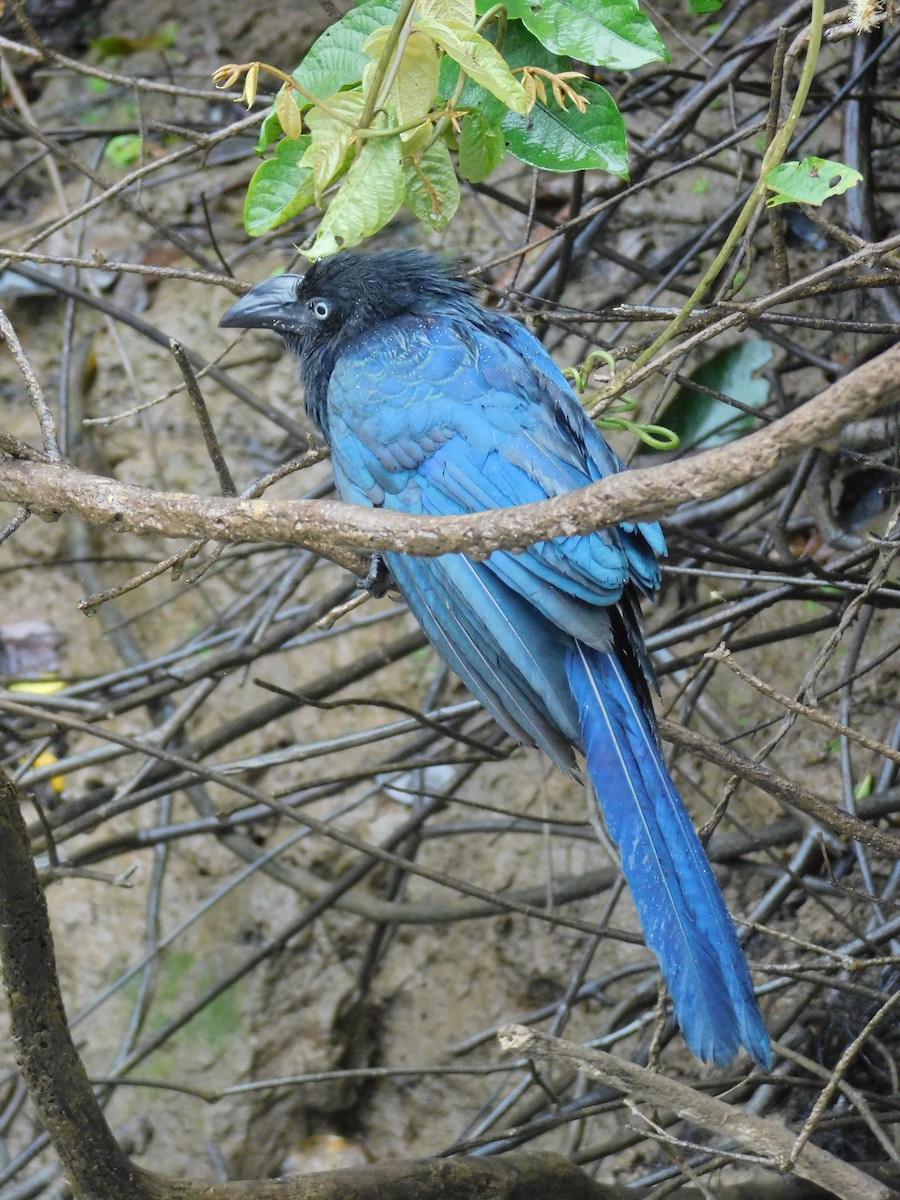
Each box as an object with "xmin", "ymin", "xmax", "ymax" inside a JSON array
[
  {"xmin": 357, "ymin": 0, "xmax": 418, "ymax": 130},
  {"xmin": 627, "ymin": 0, "xmax": 826, "ymax": 377}
]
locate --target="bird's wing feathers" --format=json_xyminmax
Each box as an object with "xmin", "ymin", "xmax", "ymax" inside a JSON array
[{"xmin": 329, "ymin": 313, "xmax": 663, "ymax": 606}]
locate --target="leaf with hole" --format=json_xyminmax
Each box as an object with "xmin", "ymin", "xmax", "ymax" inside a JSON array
[{"xmin": 764, "ymin": 158, "xmax": 863, "ymax": 208}]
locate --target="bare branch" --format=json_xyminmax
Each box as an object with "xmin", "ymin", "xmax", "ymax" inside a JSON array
[{"xmin": 0, "ymin": 345, "xmax": 897, "ymax": 562}]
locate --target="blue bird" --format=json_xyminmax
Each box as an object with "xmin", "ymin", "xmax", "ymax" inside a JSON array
[{"xmin": 220, "ymin": 250, "xmax": 771, "ymax": 1069}]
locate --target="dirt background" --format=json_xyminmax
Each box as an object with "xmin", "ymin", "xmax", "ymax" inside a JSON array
[{"xmin": 0, "ymin": 0, "xmax": 899, "ymax": 1193}]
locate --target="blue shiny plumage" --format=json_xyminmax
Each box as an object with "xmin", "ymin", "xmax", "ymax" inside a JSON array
[{"xmin": 220, "ymin": 250, "xmax": 770, "ymax": 1069}]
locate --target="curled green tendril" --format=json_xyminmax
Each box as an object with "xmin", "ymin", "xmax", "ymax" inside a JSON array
[
  {"xmin": 564, "ymin": 356, "xmax": 679, "ymax": 450},
  {"xmin": 596, "ymin": 415, "xmax": 680, "ymax": 450}
]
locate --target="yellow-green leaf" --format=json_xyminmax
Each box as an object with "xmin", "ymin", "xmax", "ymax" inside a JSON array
[
  {"xmin": 303, "ymin": 90, "xmax": 365, "ymax": 203},
  {"xmin": 416, "ymin": 0, "xmax": 475, "ymax": 21},
  {"xmin": 403, "ymin": 138, "xmax": 460, "ymax": 229},
  {"xmin": 416, "ymin": 17, "xmax": 528, "ymax": 112},
  {"xmin": 363, "ymin": 27, "xmax": 440, "ymax": 131},
  {"xmin": 305, "ymin": 135, "xmax": 405, "ymax": 258},
  {"xmin": 275, "ymin": 85, "xmax": 304, "ymax": 138},
  {"xmin": 242, "ymin": 62, "xmax": 260, "ymax": 109}
]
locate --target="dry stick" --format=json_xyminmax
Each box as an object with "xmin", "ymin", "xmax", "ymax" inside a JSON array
[
  {"xmin": 76, "ymin": 446, "xmax": 330, "ymax": 613},
  {"xmin": 657, "ymin": 718, "xmax": 900, "ymax": 860},
  {"xmin": 0, "ymin": 343, "xmax": 898, "ymax": 561},
  {"xmin": 790, "ymin": 987, "xmax": 900, "ymax": 1166},
  {"xmin": 589, "ymin": 232, "xmax": 900, "ymax": 408},
  {"xmin": 707, "ymin": 645, "xmax": 900, "ymax": 767},
  {"xmin": 0, "ymin": 309, "xmax": 61, "ymax": 461},
  {"xmin": 498, "ymin": 1026, "xmax": 895, "ymax": 1200},
  {"xmin": 169, "ymin": 340, "xmax": 237, "ymax": 497},
  {"xmin": 0, "ymin": 768, "xmax": 612, "ymax": 1200}
]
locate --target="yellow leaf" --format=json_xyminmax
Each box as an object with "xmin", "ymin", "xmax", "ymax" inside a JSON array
[
  {"xmin": 305, "ymin": 135, "xmax": 405, "ymax": 259},
  {"xmin": 276, "ymin": 85, "xmax": 304, "ymax": 138},
  {"xmin": 363, "ymin": 28, "xmax": 439, "ymax": 132},
  {"xmin": 7, "ymin": 677, "xmax": 65, "ymax": 695},
  {"xmin": 242, "ymin": 62, "xmax": 260, "ymax": 109}
]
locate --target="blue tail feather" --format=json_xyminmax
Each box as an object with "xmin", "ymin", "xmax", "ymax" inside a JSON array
[{"xmin": 566, "ymin": 643, "xmax": 771, "ymax": 1068}]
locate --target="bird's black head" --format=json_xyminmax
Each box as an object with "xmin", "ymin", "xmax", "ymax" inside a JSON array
[{"xmin": 220, "ymin": 249, "xmax": 475, "ymax": 438}]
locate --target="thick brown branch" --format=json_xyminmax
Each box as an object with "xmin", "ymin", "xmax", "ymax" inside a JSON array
[
  {"xmin": 659, "ymin": 720, "xmax": 900, "ymax": 860},
  {"xmin": 0, "ymin": 345, "xmax": 897, "ymax": 561},
  {"xmin": 0, "ymin": 769, "xmax": 153, "ymax": 1199}
]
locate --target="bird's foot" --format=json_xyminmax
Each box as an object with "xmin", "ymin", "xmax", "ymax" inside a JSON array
[{"xmin": 357, "ymin": 552, "xmax": 394, "ymax": 598}]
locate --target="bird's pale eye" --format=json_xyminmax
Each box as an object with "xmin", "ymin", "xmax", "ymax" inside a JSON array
[{"xmin": 310, "ymin": 298, "xmax": 331, "ymax": 321}]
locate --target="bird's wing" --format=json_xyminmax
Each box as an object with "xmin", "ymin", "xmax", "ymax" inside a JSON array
[
  {"xmin": 322, "ymin": 312, "xmax": 665, "ymax": 763},
  {"xmin": 328, "ymin": 313, "xmax": 663, "ymax": 617}
]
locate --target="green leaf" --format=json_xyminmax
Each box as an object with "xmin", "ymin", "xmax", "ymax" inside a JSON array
[
  {"xmin": 441, "ymin": 19, "xmax": 561, "ymax": 102},
  {"xmin": 244, "ymin": 136, "xmax": 314, "ymax": 236},
  {"xmin": 688, "ymin": 0, "xmax": 722, "ymax": 10},
  {"xmin": 416, "ymin": 16, "xmax": 528, "ymax": 111},
  {"xmin": 303, "ymin": 91, "xmax": 365, "ymax": 202},
  {"xmin": 304, "ymin": 135, "xmax": 405, "ymax": 258},
  {"xmin": 458, "ymin": 111, "xmax": 505, "ymax": 181},
  {"xmin": 657, "ymin": 339, "xmax": 773, "ymax": 451},
  {"xmin": 363, "ymin": 26, "xmax": 440, "ymax": 129},
  {"xmin": 256, "ymin": 108, "xmax": 284, "ymax": 155},
  {"xmin": 764, "ymin": 157, "xmax": 863, "ymax": 208},
  {"xmin": 293, "ymin": 0, "xmax": 403, "ymax": 102},
  {"xmin": 403, "ymin": 138, "xmax": 460, "ymax": 229},
  {"xmin": 502, "ymin": 79, "xmax": 628, "ymax": 174},
  {"xmin": 853, "ymin": 774, "xmax": 874, "ymax": 801},
  {"xmin": 450, "ymin": 22, "xmax": 626, "ymax": 174},
  {"xmin": 507, "ymin": 0, "xmax": 668, "ymax": 70},
  {"xmin": 256, "ymin": 1, "xmax": 403, "ymax": 156},
  {"xmin": 91, "ymin": 21, "xmax": 177, "ymax": 60},
  {"xmin": 104, "ymin": 133, "xmax": 143, "ymax": 168}
]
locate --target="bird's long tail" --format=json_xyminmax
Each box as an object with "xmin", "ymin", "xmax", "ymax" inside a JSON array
[{"xmin": 565, "ymin": 642, "xmax": 771, "ymax": 1068}]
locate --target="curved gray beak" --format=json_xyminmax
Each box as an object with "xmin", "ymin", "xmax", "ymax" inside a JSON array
[{"xmin": 219, "ymin": 273, "xmax": 305, "ymax": 332}]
